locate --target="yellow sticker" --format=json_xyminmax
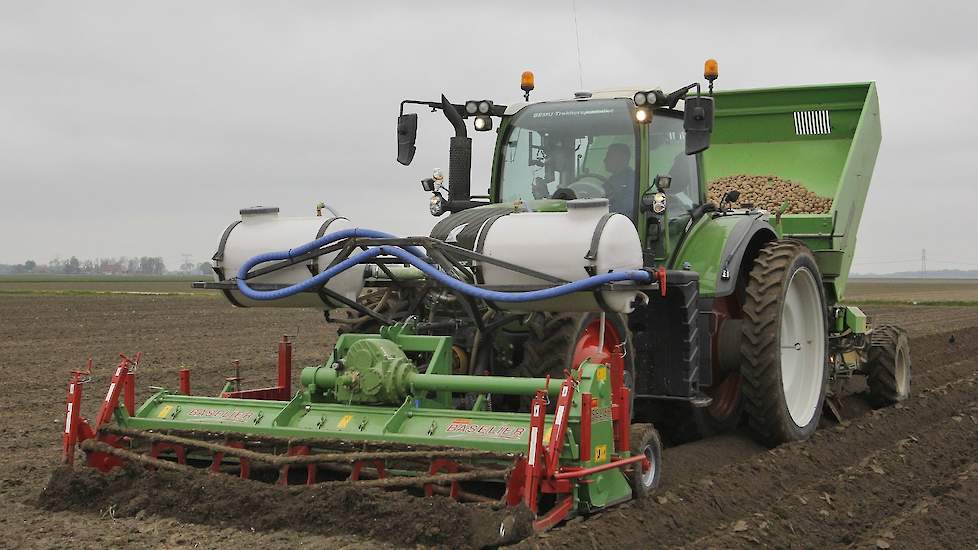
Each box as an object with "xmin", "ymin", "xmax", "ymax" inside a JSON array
[
  {"xmin": 337, "ymin": 415, "xmax": 353, "ymax": 429},
  {"xmin": 596, "ymin": 367, "xmax": 607, "ymax": 381},
  {"xmin": 543, "ymin": 426, "xmax": 552, "ymax": 444},
  {"xmin": 594, "ymin": 444, "xmax": 608, "ymax": 463},
  {"xmin": 157, "ymin": 405, "xmax": 173, "ymax": 418}
]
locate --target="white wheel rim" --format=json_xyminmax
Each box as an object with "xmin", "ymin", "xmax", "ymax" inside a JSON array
[
  {"xmin": 779, "ymin": 267, "xmax": 825, "ymax": 427},
  {"xmin": 895, "ymin": 344, "xmax": 910, "ymax": 396},
  {"xmin": 641, "ymin": 446, "xmax": 656, "ymax": 487}
]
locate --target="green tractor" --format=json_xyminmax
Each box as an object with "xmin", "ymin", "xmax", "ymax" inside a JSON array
[
  {"xmin": 391, "ymin": 62, "xmax": 910, "ymax": 447},
  {"xmin": 61, "ymin": 61, "xmax": 911, "ymax": 536}
]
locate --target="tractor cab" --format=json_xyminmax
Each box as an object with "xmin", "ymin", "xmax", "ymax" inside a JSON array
[
  {"xmin": 396, "ymin": 63, "xmax": 718, "ymax": 266},
  {"xmin": 493, "ymin": 95, "xmax": 704, "ymax": 262}
]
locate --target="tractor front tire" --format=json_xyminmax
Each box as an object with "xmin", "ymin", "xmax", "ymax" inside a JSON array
[
  {"xmin": 628, "ymin": 423, "xmax": 662, "ymax": 499},
  {"xmin": 865, "ymin": 325, "xmax": 911, "ymax": 406},
  {"xmin": 741, "ymin": 239, "xmax": 829, "ymax": 447}
]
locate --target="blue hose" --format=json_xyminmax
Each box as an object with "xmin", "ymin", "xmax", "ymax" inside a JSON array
[{"xmin": 235, "ymin": 230, "xmax": 651, "ymax": 303}]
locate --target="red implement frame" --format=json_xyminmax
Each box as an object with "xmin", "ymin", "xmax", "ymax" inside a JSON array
[
  {"xmin": 61, "ymin": 340, "xmax": 649, "ymax": 534},
  {"xmin": 220, "ymin": 335, "xmax": 293, "ymax": 400},
  {"xmin": 63, "ymin": 353, "xmax": 141, "ymax": 471},
  {"xmin": 514, "ymin": 358, "xmax": 647, "ymax": 532},
  {"xmin": 62, "ymin": 360, "xmax": 92, "ymax": 465}
]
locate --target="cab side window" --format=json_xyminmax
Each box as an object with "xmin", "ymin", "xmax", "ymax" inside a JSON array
[{"xmin": 649, "ymin": 115, "xmax": 700, "ymax": 214}]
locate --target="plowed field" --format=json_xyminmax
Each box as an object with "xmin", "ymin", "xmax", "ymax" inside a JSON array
[{"xmin": 2, "ymin": 287, "xmax": 977, "ymax": 549}]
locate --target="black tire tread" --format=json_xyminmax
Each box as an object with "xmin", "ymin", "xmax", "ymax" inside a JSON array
[
  {"xmin": 511, "ymin": 314, "xmax": 581, "ymax": 378},
  {"xmin": 866, "ymin": 324, "xmax": 911, "ymax": 405},
  {"xmin": 740, "ymin": 239, "xmax": 827, "ymax": 447},
  {"xmin": 628, "ymin": 423, "xmax": 662, "ymax": 498}
]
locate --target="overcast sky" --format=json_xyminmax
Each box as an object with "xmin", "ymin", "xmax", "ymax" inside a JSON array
[{"xmin": 2, "ymin": 1, "xmax": 977, "ymax": 274}]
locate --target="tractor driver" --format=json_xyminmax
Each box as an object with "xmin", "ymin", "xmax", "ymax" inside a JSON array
[{"xmin": 603, "ymin": 143, "xmax": 636, "ymax": 215}]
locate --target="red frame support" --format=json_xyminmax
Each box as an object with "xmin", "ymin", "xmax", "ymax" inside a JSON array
[
  {"xmin": 179, "ymin": 368, "xmax": 191, "ymax": 395},
  {"xmin": 222, "ymin": 336, "xmax": 293, "ymax": 401},
  {"xmin": 518, "ymin": 354, "xmax": 644, "ymax": 532},
  {"xmin": 425, "ymin": 459, "xmax": 460, "ymax": 498},
  {"xmin": 278, "ymin": 444, "xmax": 316, "ymax": 485},
  {"xmin": 579, "ymin": 392, "xmax": 592, "ymax": 463},
  {"xmin": 150, "ymin": 442, "xmax": 187, "ymax": 464},
  {"xmin": 522, "ymin": 390, "xmax": 548, "ymax": 513},
  {"xmin": 544, "ymin": 379, "xmax": 575, "ymax": 476},
  {"xmin": 277, "ymin": 335, "xmax": 292, "ymax": 397},
  {"xmin": 210, "ymin": 440, "xmax": 251, "ymax": 478},
  {"xmin": 553, "ymin": 453, "xmax": 647, "ymax": 480},
  {"xmin": 95, "ymin": 354, "xmax": 137, "ymax": 429},
  {"xmin": 62, "ymin": 360, "xmax": 91, "ymax": 465},
  {"xmin": 350, "ymin": 460, "xmax": 387, "ymax": 481},
  {"xmin": 124, "ymin": 369, "xmax": 136, "ymax": 415}
]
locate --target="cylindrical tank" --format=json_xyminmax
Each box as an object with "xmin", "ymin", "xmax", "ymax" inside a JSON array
[
  {"xmin": 476, "ymin": 198, "xmax": 644, "ymax": 313},
  {"xmin": 214, "ymin": 206, "xmax": 365, "ymax": 309}
]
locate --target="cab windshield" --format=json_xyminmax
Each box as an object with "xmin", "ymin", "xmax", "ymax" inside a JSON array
[{"xmin": 497, "ymin": 99, "xmax": 640, "ymax": 217}]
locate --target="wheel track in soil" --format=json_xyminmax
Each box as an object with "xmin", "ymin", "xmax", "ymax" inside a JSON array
[
  {"xmin": 519, "ymin": 326, "xmax": 978, "ymax": 549},
  {"xmin": 656, "ymin": 324, "xmax": 978, "ymax": 492},
  {"xmin": 680, "ymin": 387, "xmax": 978, "ymax": 549}
]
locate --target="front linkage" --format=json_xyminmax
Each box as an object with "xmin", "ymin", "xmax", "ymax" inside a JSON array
[{"xmin": 61, "ymin": 326, "xmax": 661, "ymax": 532}]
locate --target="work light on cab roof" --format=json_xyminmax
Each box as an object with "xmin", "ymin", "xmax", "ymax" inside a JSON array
[{"xmin": 521, "ymin": 70, "xmax": 534, "ymax": 100}]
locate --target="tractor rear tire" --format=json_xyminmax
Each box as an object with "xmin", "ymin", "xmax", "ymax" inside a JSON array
[
  {"xmin": 628, "ymin": 423, "xmax": 662, "ymax": 499},
  {"xmin": 865, "ymin": 325, "xmax": 911, "ymax": 406},
  {"xmin": 740, "ymin": 239, "xmax": 829, "ymax": 447},
  {"xmin": 513, "ymin": 312, "xmax": 635, "ymax": 389}
]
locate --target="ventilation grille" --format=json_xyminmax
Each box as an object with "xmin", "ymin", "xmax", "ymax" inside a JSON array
[{"xmin": 793, "ymin": 110, "xmax": 832, "ymax": 135}]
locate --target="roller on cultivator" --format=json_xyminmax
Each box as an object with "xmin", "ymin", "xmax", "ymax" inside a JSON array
[{"xmin": 62, "ymin": 323, "xmax": 660, "ymax": 532}]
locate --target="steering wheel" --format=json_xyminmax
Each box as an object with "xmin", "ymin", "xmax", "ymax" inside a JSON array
[{"xmin": 560, "ymin": 174, "xmax": 608, "ymax": 199}]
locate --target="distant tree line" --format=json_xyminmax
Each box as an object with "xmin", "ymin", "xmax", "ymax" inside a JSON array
[{"xmin": 0, "ymin": 257, "xmax": 212, "ymax": 275}]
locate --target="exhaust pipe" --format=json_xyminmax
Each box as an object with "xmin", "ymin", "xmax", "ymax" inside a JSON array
[{"xmin": 441, "ymin": 95, "xmax": 472, "ymax": 211}]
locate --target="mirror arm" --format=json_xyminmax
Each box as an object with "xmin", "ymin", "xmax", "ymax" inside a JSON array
[
  {"xmin": 666, "ymin": 82, "xmax": 701, "ymax": 109},
  {"xmin": 399, "ymin": 99, "xmax": 443, "ymax": 117}
]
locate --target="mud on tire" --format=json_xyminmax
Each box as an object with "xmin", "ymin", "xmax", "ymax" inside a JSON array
[
  {"xmin": 740, "ymin": 239, "xmax": 829, "ymax": 447},
  {"xmin": 865, "ymin": 324, "xmax": 911, "ymax": 406}
]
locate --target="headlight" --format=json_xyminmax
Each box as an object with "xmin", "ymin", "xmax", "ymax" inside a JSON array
[
  {"xmin": 652, "ymin": 192, "xmax": 667, "ymax": 214},
  {"xmin": 429, "ymin": 193, "xmax": 447, "ymax": 216},
  {"xmin": 464, "ymin": 101, "xmax": 478, "ymax": 115},
  {"xmin": 473, "ymin": 115, "xmax": 493, "ymax": 131},
  {"xmin": 478, "ymin": 100, "xmax": 492, "ymax": 114},
  {"xmin": 635, "ymin": 108, "xmax": 650, "ymax": 123},
  {"xmin": 633, "ymin": 92, "xmax": 647, "ymax": 106}
]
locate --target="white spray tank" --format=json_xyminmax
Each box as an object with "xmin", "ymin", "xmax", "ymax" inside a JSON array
[
  {"xmin": 214, "ymin": 206, "xmax": 365, "ymax": 309},
  {"xmin": 474, "ymin": 198, "xmax": 645, "ymax": 313}
]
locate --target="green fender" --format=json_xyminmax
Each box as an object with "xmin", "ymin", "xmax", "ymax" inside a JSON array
[{"xmin": 672, "ymin": 212, "xmax": 777, "ymax": 298}]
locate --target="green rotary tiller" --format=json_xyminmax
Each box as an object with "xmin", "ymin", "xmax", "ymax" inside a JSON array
[{"xmin": 62, "ymin": 322, "xmax": 662, "ymax": 532}]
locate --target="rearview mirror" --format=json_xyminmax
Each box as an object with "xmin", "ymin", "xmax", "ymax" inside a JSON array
[
  {"xmin": 683, "ymin": 96, "xmax": 714, "ymax": 155},
  {"xmin": 396, "ymin": 113, "xmax": 418, "ymax": 166}
]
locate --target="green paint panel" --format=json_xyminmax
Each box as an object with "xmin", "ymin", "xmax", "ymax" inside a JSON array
[
  {"xmin": 702, "ymin": 82, "xmax": 882, "ymax": 302},
  {"xmin": 672, "ymin": 214, "xmax": 745, "ymax": 296},
  {"xmin": 844, "ymin": 306, "xmax": 868, "ymax": 334}
]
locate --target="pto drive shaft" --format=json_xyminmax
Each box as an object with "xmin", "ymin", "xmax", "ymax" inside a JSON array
[{"xmin": 300, "ymin": 337, "xmax": 560, "ymax": 404}]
